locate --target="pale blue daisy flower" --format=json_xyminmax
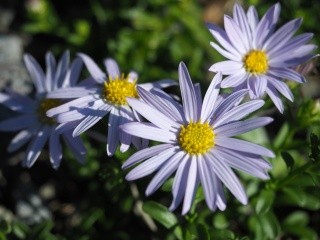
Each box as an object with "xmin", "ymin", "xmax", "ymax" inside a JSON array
[
  {"xmin": 0, "ymin": 51, "xmax": 86, "ymax": 169},
  {"xmin": 120, "ymin": 62, "xmax": 274, "ymax": 214},
  {"xmin": 47, "ymin": 53, "xmax": 176, "ymax": 156},
  {"xmin": 207, "ymin": 3, "xmax": 317, "ymax": 112}
]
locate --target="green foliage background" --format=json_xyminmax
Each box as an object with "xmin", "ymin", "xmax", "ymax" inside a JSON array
[{"xmin": 0, "ymin": 0, "xmax": 319, "ymax": 239}]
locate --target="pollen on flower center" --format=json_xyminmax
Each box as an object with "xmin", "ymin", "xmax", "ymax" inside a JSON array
[
  {"xmin": 179, "ymin": 122, "xmax": 215, "ymax": 155},
  {"xmin": 244, "ymin": 50, "xmax": 269, "ymax": 74},
  {"xmin": 37, "ymin": 99, "xmax": 61, "ymax": 125},
  {"xmin": 103, "ymin": 75, "xmax": 138, "ymax": 105}
]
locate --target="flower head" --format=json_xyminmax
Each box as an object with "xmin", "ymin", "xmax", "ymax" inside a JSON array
[
  {"xmin": 120, "ymin": 62, "xmax": 274, "ymax": 214},
  {"xmin": 47, "ymin": 53, "xmax": 176, "ymax": 156},
  {"xmin": 0, "ymin": 51, "xmax": 86, "ymax": 169},
  {"xmin": 207, "ymin": 3, "xmax": 317, "ymax": 112}
]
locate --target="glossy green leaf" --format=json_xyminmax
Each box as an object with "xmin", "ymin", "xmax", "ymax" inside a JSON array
[{"xmin": 255, "ymin": 189, "xmax": 275, "ymax": 215}]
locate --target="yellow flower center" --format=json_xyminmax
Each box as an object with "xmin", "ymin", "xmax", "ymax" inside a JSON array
[
  {"xmin": 37, "ymin": 99, "xmax": 61, "ymax": 125},
  {"xmin": 103, "ymin": 75, "xmax": 138, "ymax": 105},
  {"xmin": 179, "ymin": 122, "xmax": 215, "ymax": 155},
  {"xmin": 243, "ymin": 50, "xmax": 268, "ymax": 75}
]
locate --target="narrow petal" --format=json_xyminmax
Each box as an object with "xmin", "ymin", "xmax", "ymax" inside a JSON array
[
  {"xmin": 78, "ymin": 53, "xmax": 106, "ymax": 83},
  {"xmin": 0, "ymin": 92, "xmax": 36, "ymax": 113},
  {"xmin": 209, "ymin": 61, "xmax": 244, "ymax": 75},
  {"xmin": 252, "ymin": 75, "xmax": 268, "ymax": 98},
  {"xmin": 268, "ymin": 33, "xmax": 314, "ymax": 58},
  {"xmin": 215, "ymin": 137, "xmax": 275, "ymax": 158},
  {"xmin": 63, "ymin": 132, "xmax": 86, "ymax": 164},
  {"xmin": 224, "ymin": 15, "xmax": 249, "ymax": 53},
  {"xmin": 125, "ymin": 147, "xmax": 177, "ymax": 181},
  {"xmin": 211, "ymin": 89, "xmax": 248, "ymax": 124},
  {"xmin": 104, "ymin": 58, "xmax": 120, "ymax": 78},
  {"xmin": 213, "ymin": 147, "xmax": 270, "ymax": 179},
  {"xmin": 45, "ymin": 52, "xmax": 56, "ymax": 91},
  {"xmin": 63, "ymin": 58, "xmax": 83, "ymax": 87},
  {"xmin": 267, "ymin": 77, "xmax": 294, "ymax": 101},
  {"xmin": 210, "ymin": 41, "xmax": 240, "ymax": 61},
  {"xmin": 193, "ymin": 83, "xmax": 202, "ymax": 120},
  {"xmin": 4, "ymin": 88, "xmax": 37, "ymax": 110},
  {"xmin": 207, "ymin": 153, "xmax": 248, "ymax": 205},
  {"xmin": 146, "ymin": 151, "xmax": 185, "ymax": 196},
  {"xmin": 23, "ymin": 54, "xmax": 46, "ymax": 93},
  {"xmin": 7, "ymin": 128, "xmax": 35, "ymax": 152},
  {"xmin": 198, "ymin": 156, "xmax": 217, "ymax": 211},
  {"xmin": 120, "ymin": 122, "xmax": 177, "ymax": 143},
  {"xmin": 206, "ymin": 23, "xmax": 242, "ymax": 58},
  {"xmin": 73, "ymin": 104, "xmax": 109, "ymax": 137},
  {"xmin": 201, "ymin": 72, "xmax": 222, "ymax": 122},
  {"xmin": 47, "ymin": 86, "xmax": 99, "ymax": 99},
  {"xmin": 54, "ymin": 50, "xmax": 70, "ymax": 89},
  {"xmin": 169, "ymin": 155, "xmax": 190, "ymax": 211},
  {"xmin": 122, "ymin": 143, "xmax": 173, "ymax": 169},
  {"xmin": 49, "ymin": 132, "xmax": 62, "ymax": 169},
  {"xmin": 246, "ymin": 6, "xmax": 259, "ymax": 32},
  {"xmin": 217, "ymin": 147, "xmax": 272, "ymax": 170},
  {"xmin": 138, "ymin": 87, "xmax": 184, "ymax": 122},
  {"xmin": 266, "ymin": 86, "xmax": 284, "ymax": 113},
  {"xmin": 119, "ymin": 106, "xmax": 134, "ymax": 153},
  {"xmin": 106, "ymin": 107, "xmax": 120, "ymax": 156},
  {"xmin": 182, "ymin": 156, "xmax": 199, "ymax": 215},
  {"xmin": 179, "ymin": 62, "xmax": 198, "ymax": 122},
  {"xmin": 213, "ymin": 99, "xmax": 265, "ymax": 127},
  {"xmin": 215, "ymin": 117, "xmax": 273, "ymax": 137},
  {"xmin": 24, "ymin": 126, "xmax": 52, "ymax": 168},
  {"xmin": 47, "ymin": 94, "xmax": 100, "ymax": 117},
  {"xmin": 263, "ymin": 18, "xmax": 302, "ymax": 52},
  {"xmin": 127, "ymin": 97, "xmax": 180, "ymax": 131},
  {"xmin": 233, "ymin": 3, "xmax": 252, "ymax": 44},
  {"xmin": 0, "ymin": 115, "xmax": 38, "ymax": 131},
  {"xmin": 268, "ymin": 68, "xmax": 306, "ymax": 83},
  {"xmin": 220, "ymin": 71, "xmax": 247, "ymax": 88},
  {"xmin": 139, "ymin": 79, "xmax": 177, "ymax": 90},
  {"xmin": 253, "ymin": 3, "xmax": 281, "ymax": 48},
  {"xmin": 216, "ymin": 177, "xmax": 227, "ymax": 211}
]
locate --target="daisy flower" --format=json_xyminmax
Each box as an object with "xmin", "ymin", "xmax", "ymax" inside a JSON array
[
  {"xmin": 120, "ymin": 62, "xmax": 274, "ymax": 214},
  {"xmin": 0, "ymin": 51, "xmax": 86, "ymax": 169},
  {"xmin": 47, "ymin": 53, "xmax": 176, "ymax": 156},
  {"xmin": 207, "ymin": 3, "xmax": 317, "ymax": 112}
]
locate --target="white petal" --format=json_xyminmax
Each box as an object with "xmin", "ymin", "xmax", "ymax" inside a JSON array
[
  {"xmin": 267, "ymin": 77, "xmax": 293, "ymax": 101},
  {"xmin": 7, "ymin": 128, "xmax": 35, "ymax": 152},
  {"xmin": 220, "ymin": 71, "xmax": 247, "ymax": 88},
  {"xmin": 24, "ymin": 126, "xmax": 52, "ymax": 168},
  {"xmin": 215, "ymin": 117, "xmax": 273, "ymax": 137},
  {"xmin": 47, "ymin": 87, "xmax": 99, "ymax": 99},
  {"xmin": 49, "ymin": 132, "xmax": 62, "ymax": 169},
  {"xmin": 207, "ymin": 153, "xmax": 248, "ymax": 205},
  {"xmin": 210, "ymin": 41, "xmax": 240, "ymax": 61},
  {"xmin": 209, "ymin": 61, "xmax": 244, "ymax": 75},
  {"xmin": 0, "ymin": 115, "xmax": 38, "ymax": 131},
  {"xmin": 182, "ymin": 156, "xmax": 199, "ymax": 215},
  {"xmin": 120, "ymin": 122, "xmax": 177, "ymax": 143},
  {"xmin": 215, "ymin": 137, "xmax": 275, "ymax": 158},
  {"xmin": 266, "ymin": 86, "xmax": 284, "ymax": 113},
  {"xmin": 127, "ymin": 97, "xmax": 180, "ymax": 131},
  {"xmin": 23, "ymin": 54, "xmax": 46, "ymax": 93},
  {"xmin": 213, "ymin": 99, "xmax": 265, "ymax": 127},
  {"xmin": 104, "ymin": 58, "xmax": 120, "ymax": 78},
  {"xmin": 201, "ymin": 72, "xmax": 222, "ymax": 122},
  {"xmin": 78, "ymin": 53, "xmax": 106, "ymax": 83},
  {"xmin": 125, "ymin": 147, "xmax": 177, "ymax": 180},
  {"xmin": 179, "ymin": 62, "xmax": 198, "ymax": 122},
  {"xmin": 146, "ymin": 151, "xmax": 184, "ymax": 196},
  {"xmin": 122, "ymin": 143, "xmax": 173, "ymax": 169}
]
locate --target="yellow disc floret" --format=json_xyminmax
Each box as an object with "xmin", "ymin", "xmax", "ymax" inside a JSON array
[
  {"xmin": 37, "ymin": 99, "xmax": 61, "ymax": 125},
  {"xmin": 243, "ymin": 50, "xmax": 268, "ymax": 75},
  {"xmin": 103, "ymin": 74, "xmax": 138, "ymax": 106},
  {"xmin": 179, "ymin": 121, "xmax": 215, "ymax": 155}
]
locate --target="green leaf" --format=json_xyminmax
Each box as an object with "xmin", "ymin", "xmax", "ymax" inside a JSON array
[
  {"xmin": 273, "ymin": 123, "xmax": 289, "ymax": 149},
  {"xmin": 195, "ymin": 223, "xmax": 210, "ymax": 240},
  {"xmin": 213, "ymin": 213, "xmax": 228, "ymax": 229},
  {"xmin": 12, "ymin": 222, "xmax": 29, "ymax": 239},
  {"xmin": 282, "ymin": 188, "xmax": 320, "ymax": 210},
  {"xmin": 142, "ymin": 201, "xmax": 178, "ymax": 229},
  {"xmin": 0, "ymin": 232, "xmax": 7, "ymax": 240},
  {"xmin": 0, "ymin": 220, "xmax": 11, "ymax": 234},
  {"xmin": 283, "ymin": 211, "xmax": 309, "ymax": 228},
  {"xmin": 281, "ymin": 151, "xmax": 295, "ymax": 170},
  {"xmin": 254, "ymin": 189, "xmax": 275, "ymax": 215},
  {"xmin": 258, "ymin": 212, "xmax": 281, "ymax": 239}
]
